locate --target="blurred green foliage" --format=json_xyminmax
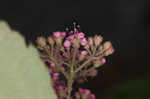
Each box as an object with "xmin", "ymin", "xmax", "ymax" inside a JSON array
[
  {"xmin": 105, "ymin": 76, "xmax": 150, "ymax": 99},
  {"xmin": 0, "ymin": 21, "xmax": 57, "ymax": 99}
]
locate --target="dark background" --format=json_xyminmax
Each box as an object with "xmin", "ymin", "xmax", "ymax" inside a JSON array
[{"xmin": 0, "ymin": 0, "xmax": 150, "ymax": 98}]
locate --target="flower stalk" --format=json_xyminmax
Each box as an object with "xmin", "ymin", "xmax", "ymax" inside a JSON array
[{"xmin": 36, "ymin": 22, "xmax": 115, "ymax": 99}]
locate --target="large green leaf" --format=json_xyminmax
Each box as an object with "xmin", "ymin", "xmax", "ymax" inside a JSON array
[{"xmin": 0, "ymin": 21, "xmax": 57, "ymax": 99}]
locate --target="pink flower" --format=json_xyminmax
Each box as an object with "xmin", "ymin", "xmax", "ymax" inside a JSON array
[
  {"xmin": 53, "ymin": 31, "xmax": 61, "ymax": 38},
  {"xmin": 101, "ymin": 58, "xmax": 106, "ymax": 64},
  {"xmin": 63, "ymin": 40, "xmax": 71, "ymax": 48},
  {"xmin": 84, "ymin": 89, "xmax": 91, "ymax": 95},
  {"xmin": 79, "ymin": 88, "xmax": 84, "ymax": 94},
  {"xmin": 80, "ymin": 38, "xmax": 88, "ymax": 46},
  {"xmin": 61, "ymin": 32, "xmax": 66, "ymax": 37},
  {"xmin": 91, "ymin": 94, "xmax": 95, "ymax": 99},
  {"xmin": 109, "ymin": 45, "xmax": 114, "ymax": 52},
  {"xmin": 57, "ymin": 86, "xmax": 64, "ymax": 90},
  {"xmin": 49, "ymin": 61, "xmax": 55, "ymax": 67},
  {"xmin": 81, "ymin": 50, "xmax": 88, "ymax": 55},
  {"xmin": 77, "ymin": 32, "xmax": 85, "ymax": 39},
  {"xmin": 66, "ymin": 34, "xmax": 75, "ymax": 40},
  {"xmin": 53, "ymin": 73, "xmax": 59, "ymax": 80}
]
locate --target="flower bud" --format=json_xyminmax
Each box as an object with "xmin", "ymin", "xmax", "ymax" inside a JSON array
[
  {"xmin": 94, "ymin": 35, "xmax": 103, "ymax": 46},
  {"xmin": 93, "ymin": 58, "xmax": 106, "ymax": 68},
  {"xmin": 88, "ymin": 37, "xmax": 93, "ymax": 46},
  {"xmin": 75, "ymin": 92, "xmax": 81, "ymax": 99},
  {"xmin": 66, "ymin": 34, "xmax": 75, "ymax": 40},
  {"xmin": 84, "ymin": 89, "xmax": 91, "ymax": 95},
  {"xmin": 80, "ymin": 38, "xmax": 88, "ymax": 46},
  {"xmin": 81, "ymin": 50, "xmax": 88, "ymax": 55},
  {"xmin": 87, "ymin": 69, "xmax": 98, "ymax": 77},
  {"xmin": 98, "ymin": 45, "xmax": 103, "ymax": 51},
  {"xmin": 91, "ymin": 94, "xmax": 95, "ymax": 99},
  {"xmin": 72, "ymin": 38, "xmax": 80, "ymax": 48},
  {"xmin": 49, "ymin": 61, "xmax": 55, "ymax": 68},
  {"xmin": 52, "ymin": 72, "xmax": 59, "ymax": 80},
  {"xmin": 79, "ymin": 50, "xmax": 88, "ymax": 61},
  {"xmin": 37, "ymin": 36, "xmax": 46, "ymax": 47},
  {"xmin": 63, "ymin": 40, "xmax": 71, "ymax": 48},
  {"xmin": 104, "ymin": 45, "xmax": 114, "ymax": 56},
  {"xmin": 53, "ymin": 31, "xmax": 61, "ymax": 38},
  {"xmin": 77, "ymin": 32, "xmax": 85, "ymax": 39},
  {"xmin": 101, "ymin": 58, "xmax": 106, "ymax": 64},
  {"xmin": 48, "ymin": 37, "xmax": 54, "ymax": 45},
  {"xmin": 78, "ymin": 88, "xmax": 84, "ymax": 94},
  {"xmin": 57, "ymin": 86, "xmax": 66, "ymax": 98},
  {"xmin": 60, "ymin": 32, "xmax": 66, "ymax": 37},
  {"xmin": 84, "ymin": 44, "xmax": 89, "ymax": 49},
  {"xmin": 103, "ymin": 41, "xmax": 112, "ymax": 50}
]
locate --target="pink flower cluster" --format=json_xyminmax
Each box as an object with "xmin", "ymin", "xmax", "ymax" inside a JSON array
[
  {"xmin": 49, "ymin": 61, "xmax": 67, "ymax": 99},
  {"xmin": 75, "ymin": 88, "xmax": 95, "ymax": 99},
  {"xmin": 36, "ymin": 23, "xmax": 115, "ymax": 99}
]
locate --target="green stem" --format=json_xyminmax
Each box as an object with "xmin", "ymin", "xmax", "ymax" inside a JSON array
[
  {"xmin": 67, "ymin": 47, "xmax": 77, "ymax": 99},
  {"xmin": 74, "ymin": 57, "xmax": 93, "ymax": 74},
  {"xmin": 66, "ymin": 74, "xmax": 74, "ymax": 99},
  {"xmin": 44, "ymin": 46, "xmax": 69, "ymax": 79}
]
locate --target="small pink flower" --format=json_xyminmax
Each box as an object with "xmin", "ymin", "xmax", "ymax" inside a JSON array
[
  {"xmin": 77, "ymin": 32, "xmax": 85, "ymax": 39},
  {"xmin": 66, "ymin": 34, "xmax": 75, "ymax": 40},
  {"xmin": 53, "ymin": 31, "xmax": 61, "ymax": 38},
  {"xmin": 49, "ymin": 61, "xmax": 55, "ymax": 67},
  {"xmin": 79, "ymin": 88, "xmax": 84, "ymax": 94},
  {"xmin": 57, "ymin": 86, "xmax": 64, "ymax": 90},
  {"xmin": 101, "ymin": 58, "xmax": 106, "ymax": 64},
  {"xmin": 63, "ymin": 40, "xmax": 71, "ymax": 48},
  {"xmin": 91, "ymin": 94, "xmax": 95, "ymax": 99},
  {"xmin": 84, "ymin": 89, "xmax": 91, "ymax": 95},
  {"xmin": 80, "ymin": 38, "xmax": 88, "ymax": 46},
  {"xmin": 61, "ymin": 32, "xmax": 66, "ymax": 37},
  {"xmin": 109, "ymin": 45, "xmax": 114, "ymax": 52},
  {"xmin": 81, "ymin": 50, "xmax": 88, "ymax": 55},
  {"xmin": 53, "ymin": 73, "xmax": 59, "ymax": 80}
]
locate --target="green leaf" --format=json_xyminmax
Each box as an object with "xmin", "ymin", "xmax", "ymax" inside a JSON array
[{"xmin": 0, "ymin": 21, "xmax": 57, "ymax": 99}]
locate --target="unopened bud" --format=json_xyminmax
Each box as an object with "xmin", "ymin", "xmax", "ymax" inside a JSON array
[
  {"xmin": 93, "ymin": 58, "xmax": 106, "ymax": 68},
  {"xmin": 80, "ymin": 38, "xmax": 88, "ymax": 46},
  {"xmin": 104, "ymin": 46, "xmax": 114, "ymax": 56},
  {"xmin": 87, "ymin": 69, "xmax": 98, "ymax": 77},
  {"xmin": 88, "ymin": 37, "xmax": 93, "ymax": 46},
  {"xmin": 53, "ymin": 31, "xmax": 61, "ymax": 38},
  {"xmin": 79, "ymin": 55, "xmax": 85, "ymax": 61},
  {"xmin": 48, "ymin": 37, "xmax": 54, "ymax": 45},
  {"xmin": 57, "ymin": 86, "xmax": 66, "ymax": 98},
  {"xmin": 75, "ymin": 92, "xmax": 81, "ymax": 99},
  {"xmin": 81, "ymin": 50, "xmax": 88, "ymax": 55},
  {"xmin": 55, "ymin": 37, "xmax": 63, "ymax": 46},
  {"xmin": 77, "ymin": 32, "xmax": 85, "ymax": 39},
  {"xmin": 61, "ymin": 32, "xmax": 66, "ymax": 37},
  {"xmin": 72, "ymin": 38, "xmax": 80, "ymax": 48},
  {"xmin": 103, "ymin": 41, "xmax": 112, "ymax": 50},
  {"xmin": 90, "ymin": 94, "xmax": 95, "ymax": 99},
  {"xmin": 98, "ymin": 45, "xmax": 103, "ymax": 51},
  {"xmin": 79, "ymin": 50, "xmax": 88, "ymax": 61},
  {"xmin": 37, "ymin": 36, "xmax": 46, "ymax": 47},
  {"xmin": 84, "ymin": 89, "xmax": 91, "ymax": 95},
  {"xmin": 84, "ymin": 44, "xmax": 89, "ymax": 49},
  {"xmin": 63, "ymin": 40, "xmax": 71, "ymax": 48},
  {"xmin": 94, "ymin": 35, "xmax": 103, "ymax": 46}
]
